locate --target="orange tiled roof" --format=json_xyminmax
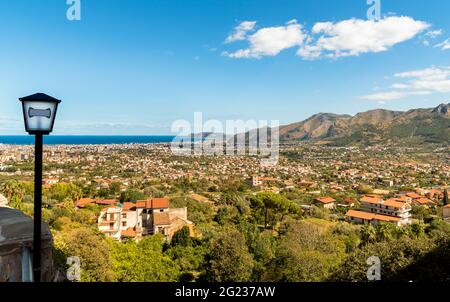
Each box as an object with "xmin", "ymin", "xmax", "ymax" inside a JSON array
[
  {"xmin": 96, "ymin": 199, "xmax": 118, "ymax": 205},
  {"xmin": 121, "ymin": 228, "xmax": 140, "ymax": 237},
  {"xmin": 384, "ymin": 199, "xmax": 407, "ymax": 209},
  {"xmin": 360, "ymin": 195, "xmax": 383, "ymax": 204},
  {"xmin": 136, "ymin": 198, "xmax": 169, "ymax": 209},
  {"xmin": 151, "ymin": 198, "xmax": 169, "ymax": 209},
  {"xmin": 122, "ymin": 202, "xmax": 136, "ymax": 211},
  {"xmin": 406, "ymin": 192, "xmax": 422, "ymax": 199},
  {"xmin": 395, "ymin": 195, "xmax": 411, "ymax": 202},
  {"xmin": 346, "ymin": 210, "xmax": 401, "ymax": 223},
  {"xmin": 76, "ymin": 198, "xmax": 95, "ymax": 207},
  {"xmin": 315, "ymin": 197, "xmax": 336, "ymax": 204},
  {"xmin": 414, "ymin": 198, "xmax": 435, "ymax": 205}
]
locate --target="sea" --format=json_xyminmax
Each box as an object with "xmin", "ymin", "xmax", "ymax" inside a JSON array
[{"xmin": 0, "ymin": 136, "xmax": 177, "ymax": 145}]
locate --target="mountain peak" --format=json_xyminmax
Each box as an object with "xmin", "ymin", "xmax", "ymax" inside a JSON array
[
  {"xmin": 432, "ymin": 103, "xmax": 450, "ymax": 115},
  {"xmin": 278, "ymin": 103, "xmax": 450, "ymax": 144}
]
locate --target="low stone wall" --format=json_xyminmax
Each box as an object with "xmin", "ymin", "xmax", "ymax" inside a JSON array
[{"xmin": 0, "ymin": 207, "xmax": 53, "ymax": 282}]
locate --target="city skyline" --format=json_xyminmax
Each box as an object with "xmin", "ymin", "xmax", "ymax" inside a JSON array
[{"xmin": 1, "ymin": 0, "xmax": 450, "ymax": 135}]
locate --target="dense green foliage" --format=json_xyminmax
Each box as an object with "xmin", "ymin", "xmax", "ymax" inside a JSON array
[{"xmin": 2, "ymin": 177, "xmax": 450, "ymax": 282}]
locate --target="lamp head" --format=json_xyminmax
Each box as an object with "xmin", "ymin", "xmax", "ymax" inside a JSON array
[{"xmin": 19, "ymin": 93, "xmax": 61, "ymax": 135}]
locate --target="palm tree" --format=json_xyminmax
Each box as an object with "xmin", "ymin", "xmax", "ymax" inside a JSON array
[
  {"xmin": 1, "ymin": 180, "xmax": 24, "ymax": 200},
  {"xmin": 361, "ymin": 224, "xmax": 377, "ymax": 245},
  {"xmin": 376, "ymin": 223, "xmax": 394, "ymax": 242}
]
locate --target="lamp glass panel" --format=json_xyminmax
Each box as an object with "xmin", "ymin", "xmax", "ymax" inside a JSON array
[{"xmin": 22, "ymin": 101, "xmax": 57, "ymax": 132}]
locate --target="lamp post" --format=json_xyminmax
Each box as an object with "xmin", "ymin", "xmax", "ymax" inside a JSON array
[{"xmin": 19, "ymin": 93, "xmax": 61, "ymax": 282}]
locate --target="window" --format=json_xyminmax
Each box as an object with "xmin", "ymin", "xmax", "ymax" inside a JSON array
[
  {"xmin": 160, "ymin": 209, "xmax": 164, "ymax": 212},
  {"xmin": 109, "ymin": 223, "xmax": 114, "ymax": 230},
  {"xmin": 122, "ymin": 222, "xmax": 127, "ymax": 227},
  {"xmin": 122, "ymin": 213, "xmax": 127, "ymax": 218}
]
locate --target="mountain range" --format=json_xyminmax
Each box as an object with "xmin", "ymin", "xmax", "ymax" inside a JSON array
[{"xmin": 246, "ymin": 103, "xmax": 450, "ymax": 145}]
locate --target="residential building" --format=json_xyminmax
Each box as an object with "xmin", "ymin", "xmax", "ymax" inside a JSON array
[
  {"xmin": 337, "ymin": 198, "xmax": 355, "ymax": 208},
  {"xmin": 346, "ymin": 195, "xmax": 412, "ymax": 226},
  {"xmin": 313, "ymin": 197, "xmax": 336, "ymax": 209},
  {"xmin": 443, "ymin": 204, "xmax": 450, "ymax": 222},
  {"xmin": 97, "ymin": 198, "xmax": 194, "ymax": 241},
  {"xmin": 413, "ymin": 197, "xmax": 436, "ymax": 207},
  {"xmin": 247, "ymin": 175, "xmax": 276, "ymax": 188},
  {"xmin": 346, "ymin": 210, "xmax": 404, "ymax": 226}
]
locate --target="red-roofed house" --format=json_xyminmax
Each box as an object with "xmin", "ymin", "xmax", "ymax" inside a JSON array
[
  {"xmin": 313, "ymin": 197, "xmax": 336, "ymax": 209},
  {"xmin": 98, "ymin": 198, "xmax": 193, "ymax": 241},
  {"xmin": 96, "ymin": 199, "xmax": 118, "ymax": 206},
  {"xmin": 354, "ymin": 195, "xmax": 412, "ymax": 226},
  {"xmin": 413, "ymin": 198, "xmax": 436, "ymax": 207},
  {"xmin": 346, "ymin": 210, "xmax": 403, "ymax": 226},
  {"xmin": 337, "ymin": 198, "xmax": 355, "ymax": 208},
  {"xmin": 76, "ymin": 198, "xmax": 96, "ymax": 208}
]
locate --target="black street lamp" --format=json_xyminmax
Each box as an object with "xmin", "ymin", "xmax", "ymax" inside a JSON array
[{"xmin": 19, "ymin": 93, "xmax": 61, "ymax": 282}]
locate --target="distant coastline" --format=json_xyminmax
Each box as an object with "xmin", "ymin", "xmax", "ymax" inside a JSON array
[{"xmin": 0, "ymin": 135, "xmax": 177, "ymax": 145}]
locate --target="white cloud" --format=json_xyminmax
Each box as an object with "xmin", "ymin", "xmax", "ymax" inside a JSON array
[
  {"xmin": 224, "ymin": 16, "xmax": 431, "ymax": 60},
  {"xmin": 425, "ymin": 29, "xmax": 442, "ymax": 38},
  {"xmin": 299, "ymin": 16, "xmax": 430, "ymax": 59},
  {"xmin": 360, "ymin": 90, "xmax": 431, "ymax": 101},
  {"xmin": 395, "ymin": 66, "xmax": 450, "ymax": 81},
  {"xmin": 225, "ymin": 21, "xmax": 257, "ymax": 44},
  {"xmin": 393, "ymin": 66, "xmax": 450, "ymax": 93},
  {"xmin": 435, "ymin": 38, "xmax": 450, "ymax": 50},
  {"xmin": 361, "ymin": 66, "xmax": 450, "ymax": 102},
  {"xmin": 223, "ymin": 20, "xmax": 307, "ymax": 59}
]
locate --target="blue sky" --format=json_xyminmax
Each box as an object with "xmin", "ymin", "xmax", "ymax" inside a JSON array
[{"xmin": 0, "ymin": 0, "xmax": 449, "ymax": 135}]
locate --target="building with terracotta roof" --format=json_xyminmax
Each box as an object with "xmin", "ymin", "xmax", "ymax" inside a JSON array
[
  {"xmin": 346, "ymin": 195, "xmax": 412, "ymax": 226},
  {"xmin": 346, "ymin": 210, "xmax": 403, "ymax": 226},
  {"xmin": 97, "ymin": 198, "xmax": 193, "ymax": 241},
  {"xmin": 413, "ymin": 197, "xmax": 436, "ymax": 207},
  {"xmin": 313, "ymin": 197, "xmax": 336, "ymax": 209},
  {"xmin": 76, "ymin": 198, "xmax": 96, "ymax": 208}
]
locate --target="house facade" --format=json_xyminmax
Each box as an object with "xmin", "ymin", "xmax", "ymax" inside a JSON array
[
  {"xmin": 443, "ymin": 204, "xmax": 450, "ymax": 222},
  {"xmin": 314, "ymin": 197, "xmax": 336, "ymax": 209},
  {"xmin": 97, "ymin": 198, "xmax": 193, "ymax": 241},
  {"xmin": 346, "ymin": 195, "xmax": 412, "ymax": 226}
]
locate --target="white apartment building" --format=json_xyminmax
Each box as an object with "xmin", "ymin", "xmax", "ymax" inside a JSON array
[
  {"xmin": 97, "ymin": 198, "xmax": 193, "ymax": 241},
  {"xmin": 346, "ymin": 195, "xmax": 412, "ymax": 226}
]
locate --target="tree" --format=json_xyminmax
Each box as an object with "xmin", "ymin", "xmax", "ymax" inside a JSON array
[
  {"xmin": 171, "ymin": 227, "xmax": 192, "ymax": 247},
  {"xmin": 361, "ymin": 224, "xmax": 377, "ymax": 245},
  {"xmin": 444, "ymin": 190, "xmax": 449, "ymax": 206},
  {"xmin": 263, "ymin": 220, "xmax": 346, "ymax": 282},
  {"xmin": 119, "ymin": 189, "xmax": 146, "ymax": 203},
  {"xmin": 1, "ymin": 180, "xmax": 24, "ymax": 200},
  {"xmin": 109, "ymin": 182, "xmax": 122, "ymax": 196},
  {"xmin": 376, "ymin": 223, "xmax": 396, "ymax": 242},
  {"xmin": 110, "ymin": 235, "xmax": 181, "ymax": 282},
  {"xmin": 250, "ymin": 192, "xmax": 299, "ymax": 229},
  {"xmin": 205, "ymin": 228, "xmax": 254, "ymax": 282},
  {"xmin": 45, "ymin": 183, "xmax": 82, "ymax": 203},
  {"xmin": 169, "ymin": 243, "xmax": 208, "ymax": 281},
  {"xmin": 410, "ymin": 223, "xmax": 425, "ymax": 238},
  {"xmin": 53, "ymin": 227, "xmax": 115, "ymax": 282},
  {"xmin": 330, "ymin": 236, "xmax": 437, "ymax": 282}
]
